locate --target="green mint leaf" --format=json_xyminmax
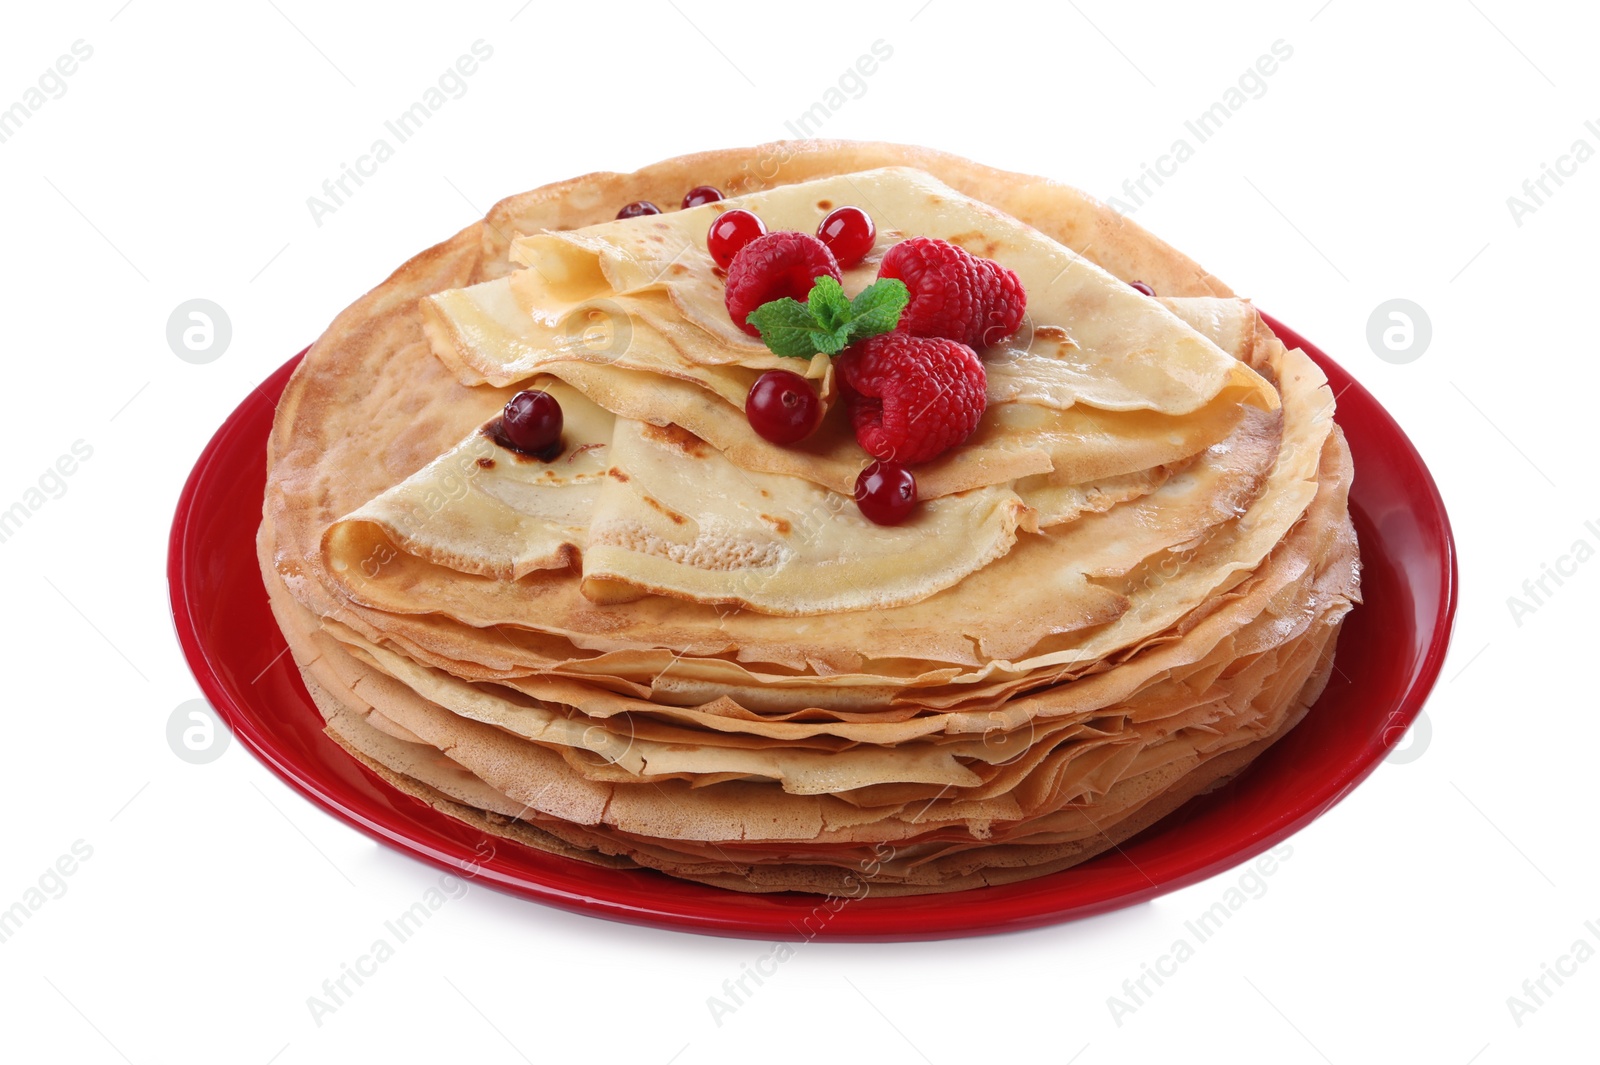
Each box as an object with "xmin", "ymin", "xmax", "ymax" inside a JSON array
[
  {"xmin": 844, "ymin": 278, "xmax": 909, "ymax": 342},
  {"xmin": 816, "ymin": 327, "xmax": 852, "ymax": 355},
  {"xmin": 747, "ymin": 274, "xmax": 906, "ymax": 358},
  {"xmin": 746, "ymin": 297, "xmax": 831, "ymax": 358},
  {"xmin": 806, "ymin": 276, "xmax": 854, "ymax": 335}
]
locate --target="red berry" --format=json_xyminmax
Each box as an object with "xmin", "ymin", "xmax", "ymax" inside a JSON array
[
  {"xmin": 878, "ymin": 236, "xmax": 1026, "ymax": 348},
  {"xmin": 724, "ymin": 231, "xmax": 841, "ymax": 337},
  {"xmin": 1129, "ymin": 280, "xmax": 1154, "ymax": 296},
  {"xmin": 817, "ymin": 206, "xmax": 875, "ymax": 268},
  {"xmin": 682, "ymin": 185, "xmax": 724, "ymax": 209},
  {"xmin": 498, "ymin": 389, "xmax": 563, "ymax": 457},
  {"xmin": 707, "ymin": 209, "xmax": 767, "ymax": 269},
  {"xmin": 973, "ymin": 258, "xmax": 1028, "ymax": 347},
  {"xmin": 745, "ymin": 371, "xmax": 822, "ymax": 445},
  {"xmin": 835, "ymin": 333, "xmax": 987, "ymax": 464},
  {"xmin": 616, "ymin": 201, "xmax": 661, "ymax": 219},
  {"xmin": 855, "ymin": 461, "xmax": 917, "ymax": 526}
]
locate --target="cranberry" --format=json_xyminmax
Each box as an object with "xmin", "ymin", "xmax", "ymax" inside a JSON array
[
  {"xmin": 682, "ymin": 185, "xmax": 724, "ymax": 209},
  {"xmin": 817, "ymin": 206, "xmax": 876, "ymax": 268},
  {"xmin": 499, "ymin": 390, "xmax": 563, "ymax": 457},
  {"xmin": 1128, "ymin": 280, "xmax": 1155, "ymax": 296},
  {"xmin": 854, "ymin": 461, "xmax": 917, "ymax": 525},
  {"xmin": 707, "ymin": 209, "xmax": 767, "ymax": 269},
  {"xmin": 745, "ymin": 371, "xmax": 821, "ymax": 445},
  {"xmin": 616, "ymin": 201, "xmax": 661, "ymax": 219}
]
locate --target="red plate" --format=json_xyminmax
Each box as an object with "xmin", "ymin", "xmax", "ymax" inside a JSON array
[{"xmin": 168, "ymin": 314, "xmax": 1456, "ymax": 941}]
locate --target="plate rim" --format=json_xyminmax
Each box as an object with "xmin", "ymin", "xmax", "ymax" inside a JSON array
[{"xmin": 168, "ymin": 317, "xmax": 1457, "ymax": 941}]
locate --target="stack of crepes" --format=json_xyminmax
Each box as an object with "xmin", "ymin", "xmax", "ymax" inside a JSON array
[{"xmin": 260, "ymin": 143, "xmax": 1360, "ymax": 895}]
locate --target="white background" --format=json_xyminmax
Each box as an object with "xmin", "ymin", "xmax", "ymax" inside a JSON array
[{"xmin": 0, "ymin": 1, "xmax": 1594, "ymax": 1061}]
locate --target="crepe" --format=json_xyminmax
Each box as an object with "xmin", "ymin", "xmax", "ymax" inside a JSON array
[{"xmin": 260, "ymin": 142, "xmax": 1359, "ymax": 895}]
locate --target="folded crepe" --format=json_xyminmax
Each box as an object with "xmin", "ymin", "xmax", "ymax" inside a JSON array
[{"xmin": 261, "ymin": 142, "xmax": 1359, "ymax": 895}]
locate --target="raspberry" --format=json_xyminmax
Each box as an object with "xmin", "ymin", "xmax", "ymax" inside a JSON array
[
  {"xmin": 835, "ymin": 332, "xmax": 987, "ymax": 464},
  {"xmin": 973, "ymin": 257, "xmax": 1027, "ymax": 346},
  {"xmin": 724, "ymin": 231, "xmax": 841, "ymax": 337},
  {"xmin": 878, "ymin": 236, "xmax": 1026, "ymax": 348}
]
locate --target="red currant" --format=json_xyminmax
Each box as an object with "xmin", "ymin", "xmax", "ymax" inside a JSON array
[
  {"xmin": 617, "ymin": 201, "xmax": 661, "ymax": 219},
  {"xmin": 854, "ymin": 461, "xmax": 917, "ymax": 525},
  {"xmin": 498, "ymin": 390, "xmax": 563, "ymax": 458},
  {"xmin": 707, "ymin": 209, "xmax": 767, "ymax": 269},
  {"xmin": 817, "ymin": 206, "xmax": 876, "ymax": 268},
  {"xmin": 1128, "ymin": 280, "xmax": 1154, "ymax": 296},
  {"xmin": 682, "ymin": 185, "xmax": 723, "ymax": 209},
  {"xmin": 745, "ymin": 371, "xmax": 822, "ymax": 445}
]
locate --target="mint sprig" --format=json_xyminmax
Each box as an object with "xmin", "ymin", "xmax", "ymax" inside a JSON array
[{"xmin": 745, "ymin": 276, "xmax": 909, "ymax": 358}]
